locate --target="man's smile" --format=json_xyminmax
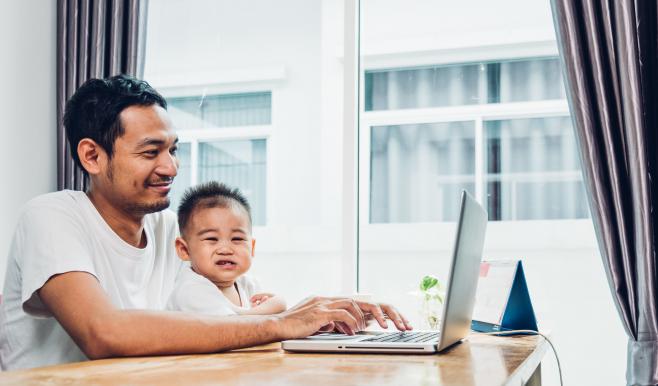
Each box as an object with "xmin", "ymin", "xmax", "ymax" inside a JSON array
[{"xmin": 147, "ymin": 180, "xmax": 173, "ymax": 194}]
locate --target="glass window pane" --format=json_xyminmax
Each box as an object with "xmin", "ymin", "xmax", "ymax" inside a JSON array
[
  {"xmin": 169, "ymin": 142, "xmax": 191, "ymax": 211},
  {"xmin": 497, "ymin": 58, "xmax": 566, "ymax": 103},
  {"xmin": 364, "ymin": 58, "xmax": 565, "ymax": 111},
  {"xmin": 168, "ymin": 92, "xmax": 271, "ymax": 130},
  {"xmin": 485, "ymin": 117, "xmax": 588, "ymax": 220},
  {"xmin": 365, "ymin": 64, "xmax": 483, "ymax": 110},
  {"xmin": 198, "ymin": 139, "xmax": 267, "ymax": 226},
  {"xmin": 370, "ymin": 121, "xmax": 475, "ymax": 223}
]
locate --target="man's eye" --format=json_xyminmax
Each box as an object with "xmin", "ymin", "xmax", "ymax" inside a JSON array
[
  {"xmin": 203, "ymin": 237, "xmax": 218, "ymax": 242},
  {"xmin": 170, "ymin": 146, "xmax": 178, "ymax": 155},
  {"xmin": 143, "ymin": 150, "xmax": 158, "ymax": 157},
  {"xmin": 232, "ymin": 237, "xmax": 245, "ymax": 242}
]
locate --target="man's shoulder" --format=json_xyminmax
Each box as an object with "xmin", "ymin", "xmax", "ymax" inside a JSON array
[
  {"xmin": 23, "ymin": 190, "xmax": 83, "ymax": 210},
  {"xmin": 19, "ymin": 190, "xmax": 86, "ymax": 222}
]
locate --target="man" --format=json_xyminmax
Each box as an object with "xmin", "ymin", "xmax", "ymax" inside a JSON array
[{"xmin": 0, "ymin": 75, "xmax": 411, "ymax": 370}]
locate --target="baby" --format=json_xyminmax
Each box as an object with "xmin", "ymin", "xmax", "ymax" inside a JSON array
[{"xmin": 167, "ymin": 181, "xmax": 286, "ymax": 315}]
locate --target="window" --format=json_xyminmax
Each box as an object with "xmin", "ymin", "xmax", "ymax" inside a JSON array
[
  {"xmin": 357, "ymin": 2, "xmax": 623, "ymax": 384},
  {"xmin": 365, "ymin": 58, "xmax": 565, "ymax": 111},
  {"xmin": 485, "ymin": 116, "xmax": 587, "ymax": 220},
  {"xmin": 165, "ymin": 92, "xmax": 271, "ymax": 225},
  {"xmin": 168, "ymin": 92, "xmax": 272, "ymax": 129},
  {"xmin": 362, "ymin": 58, "xmax": 587, "ymax": 222},
  {"xmin": 370, "ymin": 121, "xmax": 475, "ymax": 223}
]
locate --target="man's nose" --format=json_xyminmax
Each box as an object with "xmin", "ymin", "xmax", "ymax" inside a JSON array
[{"xmin": 156, "ymin": 152, "xmax": 178, "ymax": 177}]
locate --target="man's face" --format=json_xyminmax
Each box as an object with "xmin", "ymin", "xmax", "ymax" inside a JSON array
[
  {"xmin": 98, "ymin": 104, "xmax": 179, "ymax": 215},
  {"xmin": 183, "ymin": 205, "xmax": 254, "ymax": 287}
]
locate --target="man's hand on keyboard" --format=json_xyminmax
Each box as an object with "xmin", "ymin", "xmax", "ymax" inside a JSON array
[{"xmin": 356, "ymin": 301, "xmax": 413, "ymax": 331}]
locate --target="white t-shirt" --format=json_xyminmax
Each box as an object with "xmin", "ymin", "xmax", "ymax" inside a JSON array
[
  {"xmin": 0, "ymin": 190, "xmax": 183, "ymax": 370},
  {"xmin": 166, "ymin": 265, "xmax": 260, "ymax": 316}
]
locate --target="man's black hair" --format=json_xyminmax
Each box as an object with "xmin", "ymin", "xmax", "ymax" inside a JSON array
[
  {"xmin": 177, "ymin": 181, "xmax": 252, "ymax": 236},
  {"xmin": 63, "ymin": 74, "xmax": 167, "ymax": 173}
]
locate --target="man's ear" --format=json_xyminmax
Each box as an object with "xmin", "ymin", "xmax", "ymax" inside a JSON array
[
  {"xmin": 77, "ymin": 138, "xmax": 107, "ymax": 176},
  {"xmin": 251, "ymin": 238, "xmax": 256, "ymax": 257},
  {"xmin": 175, "ymin": 236, "xmax": 191, "ymax": 261}
]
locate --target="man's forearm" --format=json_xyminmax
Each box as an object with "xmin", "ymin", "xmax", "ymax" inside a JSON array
[
  {"xmin": 89, "ymin": 310, "xmax": 283, "ymax": 359},
  {"xmin": 39, "ymin": 272, "xmax": 381, "ymax": 361}
]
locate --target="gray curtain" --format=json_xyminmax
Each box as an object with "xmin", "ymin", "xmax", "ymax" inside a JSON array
[
  {"xmin": 551, "ymin": 1, "xmax": 658, "ymax": 385},
  {"xmin": 56, "ymin": 0, "xmax": 148, "ymax": 191}
]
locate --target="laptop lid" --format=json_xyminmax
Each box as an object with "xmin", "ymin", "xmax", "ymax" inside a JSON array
[
  {"xmin": 435, "ymin": 190, "xmax": 488, "ymax": 351},
  {"xmin": 280, "ymin": 190, "xmax": 487, "ymax": 354}
]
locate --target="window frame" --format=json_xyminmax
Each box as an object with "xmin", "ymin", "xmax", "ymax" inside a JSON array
[
  {"xmin": 359, "ymin": 97, "xmax": 574, "ymax": 224},
  {"xmin": 356, "ymin": 47, "xmax": 596, "ymax": 276},
  {"xmin": 357, "ymin": 42, "xmax": 586, "ymax": 222}
]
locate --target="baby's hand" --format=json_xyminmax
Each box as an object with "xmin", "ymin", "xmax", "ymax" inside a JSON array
[{"xmin": 251, "ymin": 293, "xmax": 275, "ymax": 307}]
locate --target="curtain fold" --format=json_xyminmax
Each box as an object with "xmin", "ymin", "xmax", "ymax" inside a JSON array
[
  {"xmin": 551, "ymin": 1, "xmax": 658, "ymax": 384},
  {"xmin": 56, "ymin": 0, "xmax": 147, "ymax": 191}
]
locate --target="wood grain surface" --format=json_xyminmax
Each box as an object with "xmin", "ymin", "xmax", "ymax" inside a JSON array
[{"xmin": 0, "ymin": 333, "xmax": 547, "ymax": 386}]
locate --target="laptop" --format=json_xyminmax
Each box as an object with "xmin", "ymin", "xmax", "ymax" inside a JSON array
[{"xmin": 282, "ymin": 190, "xmax": 488, "ymax": 354}]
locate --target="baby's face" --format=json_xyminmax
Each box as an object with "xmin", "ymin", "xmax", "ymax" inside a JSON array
[{"xmin": 183, "ymin": 205, "xmax": 253, "ymax": 287}]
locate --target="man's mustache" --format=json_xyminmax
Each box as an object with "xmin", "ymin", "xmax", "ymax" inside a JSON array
[{"xmin": 145, "ymin": 177, "xmax": 174, "ymax": 186}]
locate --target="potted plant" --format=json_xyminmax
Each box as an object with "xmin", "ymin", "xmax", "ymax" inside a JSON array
[{"xmin": 417, "ymin": 275, "xmax": 444, "ymax": 329}]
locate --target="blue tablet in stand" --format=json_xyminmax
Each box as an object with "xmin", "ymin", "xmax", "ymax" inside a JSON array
[{"xmin": 471, "ymin": 260, "xmax": 538, "ymax": 333}]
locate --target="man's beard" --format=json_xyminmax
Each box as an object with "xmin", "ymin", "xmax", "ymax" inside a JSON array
[
  {"xmin": 124, "ymin": 197, "xmax": 171, "ymax": 215},
  {"xmin": 127, "ymin": 176, "xmax": 175, "ymax": 214},
  {"xmin": 106, "ymin": 162, "xmax": 173, "ymax": 215}
]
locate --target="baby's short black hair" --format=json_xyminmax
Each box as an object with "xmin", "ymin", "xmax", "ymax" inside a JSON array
[{"xmin": 177, "ymin": 181, "xmax": 252, "ymax": 236}]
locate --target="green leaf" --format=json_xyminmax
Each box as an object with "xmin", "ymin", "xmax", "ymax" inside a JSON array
[{"xmin": 420, "ymin": 275, "xmax": 439, "ymax": 291}]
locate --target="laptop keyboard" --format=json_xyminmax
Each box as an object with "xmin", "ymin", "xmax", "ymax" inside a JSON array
[{"xmin": 360, "ymin": 331, "xmax": 440, "ymax": 343}]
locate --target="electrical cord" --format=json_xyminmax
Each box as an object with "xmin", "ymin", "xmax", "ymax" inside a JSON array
[{"xmin": 477, "ymin": 329, "xmax": 563, "ymax": 386}]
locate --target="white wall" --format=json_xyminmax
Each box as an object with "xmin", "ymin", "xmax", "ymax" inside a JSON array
[
  {"xmin": 0, "ymin": 2, "xmax": 58, "ymax": 288},
  {"xmin": 361, "ymin": 0, "xmax": 556, "ymax": 56}
]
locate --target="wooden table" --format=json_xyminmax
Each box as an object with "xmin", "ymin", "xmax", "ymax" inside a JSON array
[{"xmin": 0, "ymin": 333, "xmax": 547, "ymax": 386}]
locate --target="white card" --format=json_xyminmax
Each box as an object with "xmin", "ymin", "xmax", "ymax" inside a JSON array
[{"xmin": 472, "ymin": 261, "xmax": 518, "ymax": 324}]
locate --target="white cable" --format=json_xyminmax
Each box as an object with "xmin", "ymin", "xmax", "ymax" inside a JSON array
[{"xmin": 477, "ymin": 329, "xmax": 563, "ymax": 386}]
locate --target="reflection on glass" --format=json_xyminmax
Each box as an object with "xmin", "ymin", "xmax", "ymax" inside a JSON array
[
  {"xmin": 169, "ymin": 142, "xmax": 191, "ymax": 212},
  {"xmin": 370, "ymin": 121, "xmax": 475, "ymax": 223},
  {"xmin": 168, "ymin": 92, "xmax": 271, "ymax": 130},
  {"xmin": 198, "ymin": 139, "xmax": 267, "ymax": 225},
  {"xmin": 496, "ymin": 59, "xmax": 566, "ymax": 103},
  {"xmin": 365, "ymin": 64, "xmax": 482, "ymax": 110},
  {"xmin": 364, "ymin": 58, "xmax": 565, "ymax": 111},
  {"xmin": 485, "ymin": 117, "xmax": 588, "ymax": 220}
]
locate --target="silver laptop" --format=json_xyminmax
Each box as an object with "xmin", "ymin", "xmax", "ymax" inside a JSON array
[{"xmin": 282, "ymin": 190, "xmax": 488, "ymax": 354}]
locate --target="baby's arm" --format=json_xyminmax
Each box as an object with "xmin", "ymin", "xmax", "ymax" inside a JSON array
[{"xmin": 238, "ymin": 293, "xmax": 287, "ymax": 315}]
